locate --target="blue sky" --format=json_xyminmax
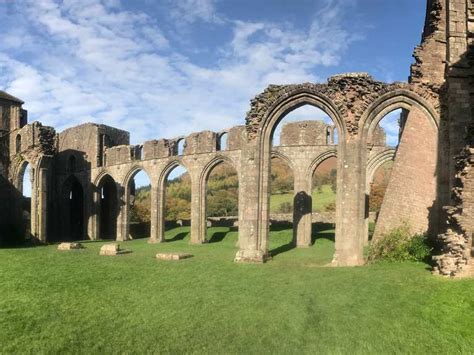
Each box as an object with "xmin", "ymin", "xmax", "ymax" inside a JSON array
[{"xmin": 6, "ymin": 0, "xmax": 425, "ymax": 191}]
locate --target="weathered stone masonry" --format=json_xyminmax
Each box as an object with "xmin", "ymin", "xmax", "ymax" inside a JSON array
[{"xmin": 0, "ymin": 1, "xmax": 472, "ymax": 275}]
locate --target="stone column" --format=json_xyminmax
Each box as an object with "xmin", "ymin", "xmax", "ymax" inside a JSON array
[
  {"xmin": 190, "ymin": 170, "xmax": 205, "ymax": 244},
  {"xmin": 293, "ymin": 173, "xmax": 312, "ymax": 247},
  {"xmin": 235, "ymin": 142, "xmax": 268, "ymax": 262},
  {"xmin": 29, "ymin": 167, "xmax": 37, "ymax": 241},
  {"xmin": 149, "ymin": 184, "xmax": 160, "ymax": 243},
  {"xmin": 115, "ymin": 184, "xmax": 126, "ymax": 241},
  {"xmin": 332, "ymin": 140, "xmax": 366, "ymax": 266},
  {"xmin": 37, "ymin": 167, "xmax": 48, "ymax": 242}
]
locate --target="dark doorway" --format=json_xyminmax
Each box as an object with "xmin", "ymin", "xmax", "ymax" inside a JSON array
[
  {"xmin": 99, "ymin": 175, "xmax": 118, "ymax": 240},
  {"xmin": 61, "ymin": 175, "xmax": 84, "ymax": 241}
]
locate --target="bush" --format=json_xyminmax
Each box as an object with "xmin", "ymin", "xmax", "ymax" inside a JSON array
[
  {"xmin": 367, "ymin": 224, "xmax": 432, "ymax": 263},
  {"xmin": 277, "ymin": 202, "xmax": 293, "ymax": 214}
]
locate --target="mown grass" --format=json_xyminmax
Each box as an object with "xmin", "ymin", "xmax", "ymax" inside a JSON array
[
  {"xmin": 270, "ymin": 185, "xmax": 336, "ymax": 213},
  {"xmin": 0, "ymin": 226, "xmax": 473, "ymax": 354}
]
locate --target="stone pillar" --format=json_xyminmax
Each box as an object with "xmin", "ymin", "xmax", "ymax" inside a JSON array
[
  {"xmin": 332, "ymin": 140, "xmax": 366, "ymax": 266},
  {"xmin": 293, "ymin": 173, "xmax": 312, "ymax": 247},
  {"xmin": 235, "ymin": 142, "xmax": 268, "ymax": 262},
  {"xmin": 29, "ymin": 167, "xmax": 37, "ymax": 241},
  {"xmin": 37, "ymin": 167, "xmax": 48, "ymax": 242},
  {"xmin": 190, "ymin": 170, "xmax": 205, "ymax": 244},
  {"xmin": 149, "ymin": 184, "xmax": 160, "ymax": 243},
  {"xmin": 115, "ymin": 184, "xmax": 126, "ymax": 241},
  {"xmin": 156, "ymin": 182, "xmax": 167, "ymax": 243}
]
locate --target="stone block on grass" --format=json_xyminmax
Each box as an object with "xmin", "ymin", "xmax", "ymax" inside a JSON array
[
  {"xmin": 100, "ymin": 243, "xmax": 121, "ymax": 256},
  {"xmin": 156, "ymin": 253, "xmax": 193, "ymax": 261},
  {"xmin": 57, "ymin": 242, "xmax": 83, "ymax": 250}
]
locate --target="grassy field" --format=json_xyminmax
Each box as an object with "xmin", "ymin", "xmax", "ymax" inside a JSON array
[
  {"xmin": 270, "ymin": 185, "xmax": 335, "ymax": 213},
  {"xmin": 0, "ymin": 226, "xmax": 473, "ymax": 354}
]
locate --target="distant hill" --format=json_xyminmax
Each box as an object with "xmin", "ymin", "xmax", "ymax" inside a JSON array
[{"xmin": 131, "ymin": 157, "xmax": 390, "ymax": 222}]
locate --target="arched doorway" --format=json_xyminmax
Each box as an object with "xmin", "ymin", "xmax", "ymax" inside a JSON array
[
  {"xmin": 269, "ymin": 104, "xmax": 338, "ymax": 256},
  {"xmin": 125, "ymin": 169, "xmax": 151, "ymax": 239},
  {"xmin": 18, "ymin": 162, "xmax": 32, "ymax": 239},
  {"xmin": 60, "ymin": 175, "xmax": 84, "ymax": 241},
  {"xmin": 362, "ymin": 93, "xmax": 439, "ymax": 240},
  {"xmin": 204, "ymin": 159, "xmax": 238, "ymax": 243},
  {"xmin": 98, "ymin": 174, "xmax": 118, "ymax": 240},
  {"xmin": 162, "ymin": 164, "xmax": 191, "ymax": 242},
  {"xmin": 269, "ymin": 154, "xmax": 294, "ymax": 256},
  {"xmin": 311, "ymin": 155, "xmax": 337, "ymax": 261}
]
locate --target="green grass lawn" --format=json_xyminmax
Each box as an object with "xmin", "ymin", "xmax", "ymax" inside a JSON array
[
  {"xmin": 270, "ymin": 185, "xmax": 336, "ymax": 213},
  {"xmin": 0, "ymin": 226, "xmax": 473, "ymax": 354}
]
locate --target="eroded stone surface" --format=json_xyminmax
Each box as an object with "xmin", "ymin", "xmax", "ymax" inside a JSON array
[
  {"xmin": 156, "ymin": 253, "xmax": 193, "ymax": 261},
  {"xmin": 57, "ymin": 242, "xmax": 83, "ymax": 250},
  {"xmin": 99, "ymin": 243, "xmax": 121, "ymax": 256}
]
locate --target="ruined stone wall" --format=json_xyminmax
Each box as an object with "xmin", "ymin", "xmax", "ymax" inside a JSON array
[
  {"xmin": 184, "ymin": 131, "xmax": 217, "ymax": 155},
  {"xmin": 432, "ymin": 0, "xmax": 474, "ymax": 277},
  {"xmin": 410, "ymin": 0, "xmax": 447, "ymax": 86},
  {"xmin": 226, "ymin": 126, "xmax": 245, "ymax": 151},
  {"xmin": 143, "ymin": 139, "xmax": 172, "ymax": 160},
  {"xmin": 280, "ymin": 121, "xmax": 331, "ymax": 146},
  {"xmin": 373, "ymin": 107, "xmax": 438, "ymax": 238}
]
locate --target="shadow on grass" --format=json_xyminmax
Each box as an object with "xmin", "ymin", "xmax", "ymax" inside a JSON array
[
  {"xmin": 208, "ymin": 231, "xmax": 228, "ymax": 243},
  {"xmin": 269, "ymin": 223, "xmax": 295, "ymax": 257},
  {"xmin": 269, "ymin": 241, "xmax": 295, "ymax": 257},
  {"xmin": 166, "ymin": 232, "xmax": 189, "ymax": 242},
  {"xmin": 311, "ymin": 223, "xmax": 335, "ymax": 245},
  {"xmin": 207, "ymin": 227, "xmax": 238, "ymax": 243}
]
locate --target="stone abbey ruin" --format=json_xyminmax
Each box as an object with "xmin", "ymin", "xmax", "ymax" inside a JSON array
[{"xmin": 0, "ymin": 0, "xmax": 472, "ymax": 277}]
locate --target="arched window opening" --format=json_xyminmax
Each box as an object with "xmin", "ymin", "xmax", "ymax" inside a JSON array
[
  {"xmin": 311, "ymin": 156, "xmax": 337, "ymax": 260},
  {"xmin": 372, "ymin": 108, "xmax": 403, "ymax": 148},
  {"xmin": 16, "ymin": 134, "xmax": 21, "ymax": 154},
  {"xmin": 333, "ymin": 127, "xmax": 339, "ymax": 144},
  {"xmin": 325, "ymin": 127, "xmax": 331, "ymax": 145},
  {"xmin": 164, "ymin": 165, "xmax": 191, "ymax": 241},
  {"xmin": 269, "ymin": 156, "xmax": 294, "ymax": 255},
  {"xmin": 176, "ymin": 139, "xmax": 185, "ymax": 156},
  {"xmin": 205, "ymin": 161, "xmax": 238, "ymax": 243},
  {"xmin": 128, "ymin": 170, "xmax": 151, "ymax": 239},
  {"xmin": 98, "ymin": 175, "xmax": 118, "ymax": 240},
  {"xmin": 61, "ymin": 176, "xmax": 84, "ymax": 241},
  {"xmin": 20, "ymin": 163, "xmax": 32, "ymax": 239},
  {"xmin": 217, "ymin": 133, "xmax": 228, "ymax": 151}
]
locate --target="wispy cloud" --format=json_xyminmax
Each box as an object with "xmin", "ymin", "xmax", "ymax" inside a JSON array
[
  {"xmin": 0, "ymin": 0, "xmax": 361, "ymax": 143},
  {"xmin": 167, "ymin": 0, "xmax": 224, "ymax": 24}
]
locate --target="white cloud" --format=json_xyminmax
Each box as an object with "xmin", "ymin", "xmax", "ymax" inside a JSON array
[
  {"xmin": 168, "ymin": 0, "xmax": 224, "ymax": 25},
  {"xmin": 0, "ymin": 0, "xmax": 360, "ymax": 144}
]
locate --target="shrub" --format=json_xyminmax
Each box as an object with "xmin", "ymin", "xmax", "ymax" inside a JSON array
[
  {"xmin": 277, "ymin": 202, "xmax": 293, "ymax": 214},
  {"xmin": 367, "ymin": 224, "xmax": 432, "ymax": 263}
]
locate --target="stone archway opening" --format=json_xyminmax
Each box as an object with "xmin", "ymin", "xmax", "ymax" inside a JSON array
[
  {"xmin": 216, "ymin": 133, "xmax": 228, "ymax": 151},
  {"xmin": 364, "ymin": 101, "xmax": 439, "ymax": 241},
  {"xmin": 19, "ymin": 162, "xmax": 32, "ymax": 239},
  {"xmin": 127, "ymin": 169, "xmax": 151, "ymax": 239},
  {"xmin": 60, "ymin": 175, "xmax": 84, "ymax": 241},
  {"xmin": 365, "ymin": 108, "xmax": 401, "ymax": 240},
  {"xmin": 164, "ymin": 164, "xmax": 191, "ymax": 242},
  {"xmin": 98, "ymin": 175, "xmax": 118, "ymax": 240},
  {"xmin": 205, "ymin": 160, "xmax": 238, "ymax": 243},
  {"xmin": 269, "ymin": 155, "xmax": 294, "ymax": 256},
  {"xmin": 268, "ymin": 104, "xmax": 339, "ymax": 257},
  {"xmin": 311, "ymin": 156, "xmax": 337, "ymax": 260}
]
